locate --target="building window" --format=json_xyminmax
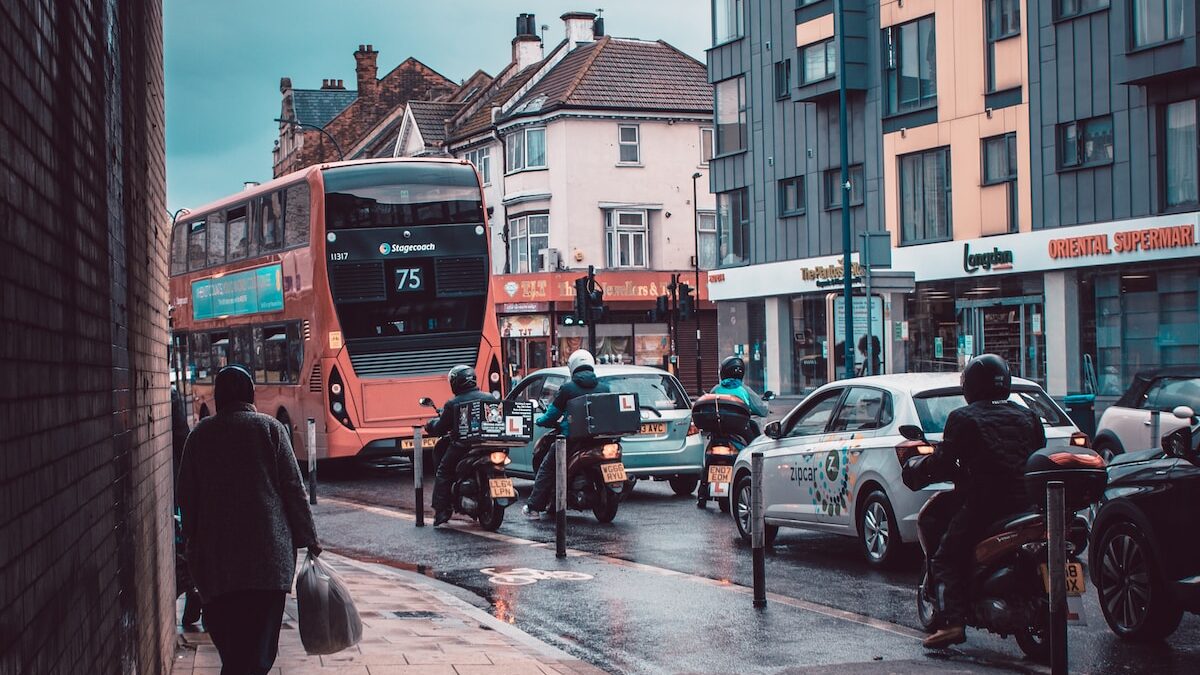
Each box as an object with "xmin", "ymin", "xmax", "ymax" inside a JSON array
[
  {"xmin": 982, "ymin": 133, "xmax": 1018, "ymax": 232},
  {"xmin": 717, "ymin": 188, "xmax": 750, "ymax": 267},
  {"xmin": 700, "ymin": 127, "xmax": 714, "ymax": 165},
  {"xmin": 1058, "ymin": 116, "xmax": 1114, "ymax": 169},
  {"xmin": 800, "ymin": 39, "xmax": 837, "ymax": 85},
  {"xmin": 464, "ymin": 147, "xmax": 491, "ymax": 185},
  {"xmin": 505, "ymin": 127, "xmax": 546, "ymax": 172},
  {"xmin": 716, "ymin": 76, "xmax": 747, "ymax": 155},
  {"xmin": 987, "ymin": 0, "xmax": 1021, "ymax": 40},
  {"xmin": 774, "ymin": 59, "xmax": 792, "ymax": 99},
  {"xmin": 1132, "ymin": 0, "xmax": 1184, "ymax": 48},
  {"xmin": 605, "ymin": 210, "xmax": 648, "ymax": 269},
  {"xmin": 618, "ymin": 124, "xmax": 640, "ymax": 164},
  {"xmin": 714, "ymin": 0, "xmax": 745, "ymax": 44},
  {"xmin": 507, "ymin": 214, "xmax": 550, "ymax": 273},
  {"xmin": 697, "ymin": 211, "xmax": 718, "ymax": 270},
  {"xmin": 779, "ymin": 176, "xmax": 806, "ymax": 216},
  {"xmin": 899, "ymin": 147, "xmax": 952, "ymax": 244},
  {"xmin": 1165, "ymin": 100, "xmax": 1198, "ymax": 209},
  {"xmin": 1055, "ymin": 0, "xmax": 1108, "ymax": 20},
  {"xmin": 883, "ymin": 16, "xmax": 937, "ymax": 116},
  {"xmin": 823, "ymin": 165, "xmax": 864, "ymax": 209}
]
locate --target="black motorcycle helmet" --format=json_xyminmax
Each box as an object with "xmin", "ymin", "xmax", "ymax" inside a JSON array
[
  {"xmin": 719, "ymin": 356, "xmax": 745, "ymax": 381},
  {"xmin": 961, "ymin": 353, "xmax": 1012, "ymax": 404},
  {"xmin": 448, "ymin": 365, "xmax": 478, "ymax": 395}
]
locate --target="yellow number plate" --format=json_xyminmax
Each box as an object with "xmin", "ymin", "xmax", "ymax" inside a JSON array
[
  {"xmin": 400, "ymin": 437, "xmax": 438, "ymax": 450},
  {"xmin": 639, "ymin": 422, "xmax": 667, "ymax": 435},
  {"xmin": 600, "ymin": 462, "xmax": 627, "ymax": 483},
  {"xmin": 1040, "ymin": 562, "xmax": 1087, "ymax": 596},
  {"xmin": 489, "ymin": 478, "xmax": 517, "ymax": 499},
  {"xmin": 708, "ymin": 465, "xmax": 733, "ymax": 484}
]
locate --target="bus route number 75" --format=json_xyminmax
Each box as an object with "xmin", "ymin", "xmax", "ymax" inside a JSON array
[{"xmin": 395, "ymin": 267, "xmax": 424, "ymax": 292}]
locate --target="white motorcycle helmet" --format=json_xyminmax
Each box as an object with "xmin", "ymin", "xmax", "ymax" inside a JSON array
[{"xmin": 567, "ymin": 349, "xmax": 596, "ymax": 375}]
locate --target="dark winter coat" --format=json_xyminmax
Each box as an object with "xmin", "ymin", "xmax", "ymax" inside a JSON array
[
  {"xmin": 424, "ymin": 387, "xmax": 498, "ymax": 447},
  {"xmin": 535, "ymin": 368, "xmax": 609, "ymax": 435},
  {"xmin": 176, "ymin": 402, "xmax": 319, "ymax": 602}
]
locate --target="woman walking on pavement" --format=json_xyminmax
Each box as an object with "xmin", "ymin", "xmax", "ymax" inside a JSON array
[{"xmin": 177, "ymin": 365, "xmax": 322, "ymax": 675}]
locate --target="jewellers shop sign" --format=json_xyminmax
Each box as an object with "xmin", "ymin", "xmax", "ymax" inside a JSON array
[{"xmin": 963, "ymin": 243, "xmax": 1015, "ymax": 273}]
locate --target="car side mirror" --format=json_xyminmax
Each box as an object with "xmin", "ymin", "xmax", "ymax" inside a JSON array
[
  {"xmin": 763, "ymin": 390, "xmax": 776, "ymax": 401},
  {"xmin": 1172, "ymin": 405, "xmax": 1196, "ymax": 421},
  {"xmin": 530, "ymin": 399, "xmax": 544, "ymax": 412},
  {"xmin": 1163, "ymin": 426, "xmax": 1196, "ymax": 460},
  {"xmin": 764, "ymin": 421, "xmax": 782, "ymax": 439},
  {"xmin": 899, "ymin": 424, "xmax": 926, "ymax": 441}
]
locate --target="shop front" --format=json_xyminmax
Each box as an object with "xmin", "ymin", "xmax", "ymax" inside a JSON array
[{"xmin": 493, "ymin": 271, "xmax": 720, "ymax": 393}]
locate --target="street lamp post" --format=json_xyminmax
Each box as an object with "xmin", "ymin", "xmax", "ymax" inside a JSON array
[
  {"xmin": 692, "ymin": 171, "xmax": 704, "ymax": 396},
  {"xmin": 274, "ymin": 117, "xmax": 345, "ymax": 161},
  {"xmin": 835, "ymin": 0, "xmax": 855, "ymax": 380}
]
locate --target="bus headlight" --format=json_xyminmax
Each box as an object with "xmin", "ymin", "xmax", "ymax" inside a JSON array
[
  {"xmin": 331, "ymin": 383, "xmax": 342, "ymax": 395},
  {"xmin": 332, "ymin": 401, "xmax": 343, "ymax": 413},
  {"xmin": 328, "ymin": 367, "xmax": 354, "ymax": 430}
]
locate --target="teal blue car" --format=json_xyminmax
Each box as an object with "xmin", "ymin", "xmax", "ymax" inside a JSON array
[{"xmin": 504, "ymin": 365, "xmax": 705, "ymax": 496}]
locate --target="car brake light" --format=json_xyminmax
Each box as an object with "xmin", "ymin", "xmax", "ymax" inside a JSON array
[
  {"xmin": 687, "ymin": 423, "xmax": 700, "ymax": 436},
  {"xmin": 1070, "ymin": 432, "xmax": 1090, "ymax": 448},
  {"xmin": 709, "ymin": 445, "xmax": 736, "ymax": 455},
  {"xmin": 894, "ymin": 440, "xmax": 935, "ymax": 464}
]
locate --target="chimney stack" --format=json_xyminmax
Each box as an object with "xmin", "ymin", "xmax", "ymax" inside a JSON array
[
  {"xmin": 512, "ymin": 13, "xmax": 542, "ymax": 71},
  {"xmin": 354, "ymin": 44, "xmax": 379, "ymax": 100},
  {"xmin": 561, "ymin": 11, "xmax": 597, "ymax": 50}
]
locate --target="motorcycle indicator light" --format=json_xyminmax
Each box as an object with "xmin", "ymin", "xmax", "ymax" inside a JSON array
[
  {"xmin": 602, "ymin": 443, "xmax": 620, "ymax": 459},
  {"xmin": 710, "ymin": 445, "xmax": 736, "ymax": 455},
  {"xmin": 1069, "ymin": 432, "xmax": 1090, "ymax": 448},
  {"xmin": 489, "ymin": 451, "xmax": 509, "ymax": 465}
]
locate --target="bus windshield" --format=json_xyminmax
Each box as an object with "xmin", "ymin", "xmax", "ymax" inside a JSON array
[{"xmin": 324, "ymin": 162, "xmax": 483, "ymax": 229}]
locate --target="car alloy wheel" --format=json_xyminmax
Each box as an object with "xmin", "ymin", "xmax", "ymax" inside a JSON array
[
  {"xmin": 1096, "ymin": 522, "xmax": 1183, "ymax": 641},
  {"xmin": 863, "ymin": 501, "xmax": 890, "ymax": 561},
  {"xmin": 735, "ymin": 480, "xmax": 753, "ymax": 538}
]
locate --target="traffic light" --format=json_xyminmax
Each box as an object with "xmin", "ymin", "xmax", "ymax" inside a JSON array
[
  {"xmin": 652, "ymin": 295, "xmax": 669, "ymax": 322},
  {"xmin": 560, "ymin": 314, "xmax": 586, "ymax": 326},
  {"xmin": 587, "ymin": 282, "xmax": 606, "ymax": 322},
  {"xmin": 678, "ymin": 283, "xmax": 694, "ymax": 320},
  {"xmin": 573, "ymin": 277, "xmax": 588, "ymax": 319}
]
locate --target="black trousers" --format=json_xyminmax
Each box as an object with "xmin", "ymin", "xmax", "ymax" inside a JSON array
[
  {"xmin": 203, "ymin": 589, "xmax": 287, "ymax": 675},
  {"xmin": 930, "ymin": 501, "xmax": 1017, "ymax": 624},
  {"xmin": 432, "ymin": 444, "xmax": 468, "ymax": 512}
]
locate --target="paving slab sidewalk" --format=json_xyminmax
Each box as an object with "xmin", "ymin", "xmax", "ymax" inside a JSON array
[{"xmin": 171, "ymin": 552, "xmax": 606, "ymax": 675}]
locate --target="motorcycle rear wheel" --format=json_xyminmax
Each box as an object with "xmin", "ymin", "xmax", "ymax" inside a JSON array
[
  {"xmin": 592, "ymin": 486, "xmax": 620, "ymax": 523},
  {"xmin": 477, "ymin": 497, "xmax": 505, "ymax": 532},
  {"xmin": 1014, "ymin": 624, "xmax": 1050, "ymax": 663},
  {"xmin": 916, "ymin": 575, "xmax": 941, "ymax": 632}
]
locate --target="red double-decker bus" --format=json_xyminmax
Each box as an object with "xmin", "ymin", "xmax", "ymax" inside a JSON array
[{"xmin": 169, "ymin": 158, "xmax": 503, "ymax": 462}]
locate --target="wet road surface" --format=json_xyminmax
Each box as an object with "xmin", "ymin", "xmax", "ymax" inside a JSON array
[{"xmin": 310, "ymin": 460, "xmax": 1200, "ymax": 674}]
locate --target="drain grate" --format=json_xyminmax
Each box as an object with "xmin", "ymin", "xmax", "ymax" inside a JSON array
[{"xmin": 388, "ymin": 611, "xmax": 442, "ymax": 619}]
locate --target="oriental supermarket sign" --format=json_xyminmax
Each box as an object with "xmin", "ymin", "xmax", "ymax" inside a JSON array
[{"xmin": 1048, "ymin": 224, "xmax": 1197, "ymax": 260}]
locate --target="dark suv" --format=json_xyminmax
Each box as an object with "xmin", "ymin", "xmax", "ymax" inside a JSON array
[{"xmin": 1089, "ymin": 406, "xmax": 1200, "ymax": 641}]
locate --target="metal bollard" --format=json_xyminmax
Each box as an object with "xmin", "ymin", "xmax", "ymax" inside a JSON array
[
  {"xmin": 306, "ymin": 419, "xmax": 317, "ymax": 505},
  {"xmin": 1047, "ymin": 481, "xmax": 1067, "ymax": 675},
  {"xmin": 751, "ymin": 451, "xmax": 766, "ymax": 608},
  {"xmin": 413, "ymin": 427, "xmax": 425, "ymax": 527},
  {"xmin": 1150, "ymin": 409, "xmax": 1161, "ymax": 451},
  {"xmin": 555, "ymin": 437, "xmax": 567, "ymax": 559}
]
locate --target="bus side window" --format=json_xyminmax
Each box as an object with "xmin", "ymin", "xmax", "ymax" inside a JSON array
[
  {"xmin": 261, "ymin": 325, "xmax": 288, "ymax": 383},
  {"xmin": 189, "ymin": 332, "xmax": 212, "ymax": 383},
  {"xmin": 231, "ymin": 326, "xmax": 256, "ymax": 372},
  {"xmin": 227, "ymin": 205, "xmax": 249, "ymax": 261},
  {"xmin": 252, "ymin": 326, "xmax": 266, "ymax": 382},
  {"xmin": 260, "ymin": 192, "xmax": 283, "ymax": 252},
  {"xmin": 187, "ymin": 220, "xmax": 207, "ymax": 271},
  {"xmin": 284, "ymin": 183, "xmax": 310, "ymax": 249},
  {"xmin": 210, "ymin": 331, "xmax": 231, "ymax": 372},
  {"xmin": 286, "ymin": 322, "xmax": 303, "ymax": 384},
  {"xmin": 207, "ymin": 212, "xmax": 227, "ymax": 267},
  {"xmin": 170, "ymin": 222, "xmax": 187, "ymax": 275}
]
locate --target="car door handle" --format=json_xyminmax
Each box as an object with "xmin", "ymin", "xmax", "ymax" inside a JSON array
[{"xmin": 1144, "ymin": 420, "xmax": 1153, "ymax": 426}]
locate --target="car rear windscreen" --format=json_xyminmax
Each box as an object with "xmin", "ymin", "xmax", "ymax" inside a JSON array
[
  {"xmin": 601, "ymin": 374, "xmax": 690, "ymax": 411},
  {"xmin": 913, "ymin": 387, "xmax": 1069, "ymax": 433}
]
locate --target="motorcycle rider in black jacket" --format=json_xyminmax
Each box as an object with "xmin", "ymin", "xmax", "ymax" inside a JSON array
[
  {"xmin": 426, "ymin": 365, "xmax": 497, "ymax": 527},
  {"xmin": 919, "ymin": 354, "xmax": 1046, "ymax": 649}
]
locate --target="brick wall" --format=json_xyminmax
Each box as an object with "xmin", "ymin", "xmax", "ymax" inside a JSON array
[{"xmin": 0, "ymin": 0, "xmax": 172, "ymax": 673}]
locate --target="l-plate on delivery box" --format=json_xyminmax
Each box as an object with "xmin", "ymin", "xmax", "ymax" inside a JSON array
[{"xmin": 566, "ymin": 392, "xmax": 641, "ymax": 439}]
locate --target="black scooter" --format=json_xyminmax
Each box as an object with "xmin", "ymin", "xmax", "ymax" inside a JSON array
[
  {"xmin": 420, "ymin": 397, "xmax": 516, "ymax": 531},
  {"xmin": 899, "ymin": 424, "xmax": 1104, "ymax": 662},
  {"xmin": 692, "ymin": 391, "xmax": 773, "ymax": 512},
  {"xmin": 532, "ymin": 427, "xmax": 629, "ymax": 523}
]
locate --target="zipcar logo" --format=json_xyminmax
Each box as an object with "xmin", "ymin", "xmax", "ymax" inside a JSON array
[{"xmin": 379, "ymin": 242, "xmax": 436, "ymax": 255}]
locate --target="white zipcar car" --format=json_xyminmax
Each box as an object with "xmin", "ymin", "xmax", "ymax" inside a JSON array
[{"xmin": 729, "ymin": 373, "xmax": 1084, "ymax": 567}]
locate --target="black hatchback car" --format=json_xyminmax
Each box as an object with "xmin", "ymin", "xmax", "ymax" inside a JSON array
[{"xmin": 1089, "ymin": 406, "xmax": 1200, "ymax": 641}]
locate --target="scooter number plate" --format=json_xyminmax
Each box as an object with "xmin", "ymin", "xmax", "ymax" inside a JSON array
[
  {"xmin": 489, "ymin": 478, "xmax": 517, "ymax": 499},
  {"xmin": 1039, "ymin": 562, "xmax": 1086, "ymax": 596},
  {"xmin": 600, "ymin": 462, "xmax": 627, "ymax": 484},
  {"xmin": 707, "ymin": 466, "xmax": 733, "ymax": 484}
]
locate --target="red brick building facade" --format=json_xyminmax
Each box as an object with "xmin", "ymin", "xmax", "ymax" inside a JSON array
[{"xmin": 0, "ymin": 0, "xmax": 174, "ymax": 673}]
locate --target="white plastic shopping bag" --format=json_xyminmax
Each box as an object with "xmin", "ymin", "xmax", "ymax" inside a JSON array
[{"xmin": 296, "ymin": 552, "xmax": 363, "ymax": 655}]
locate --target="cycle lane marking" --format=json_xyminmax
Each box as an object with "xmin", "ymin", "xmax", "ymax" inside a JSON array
[{"xmin": 323, "ymin": 496, "xmax": 924, "ymax": 640}]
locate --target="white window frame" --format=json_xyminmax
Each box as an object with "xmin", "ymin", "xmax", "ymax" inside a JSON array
[
  {"xmin": 507, "ymin": 213, "xmax": 549, "ymax": 273},
  {"xmin": 618, "ymin": 124, "xmax": 641, "ymax": 164},
  {"xmin": 506, "ymin": 127, "xmax": 546, "ymax": 173},
  {"xmin": 697, "ymin": 211, "xmax": 717, "ymax": 270},
  {"xmin": 605, "ymin": 210, "xmax": 649, "ymax": 269},
  {"xmin": 700, "ymin": 127, "xmax": 714, "ymax": 166},
  {"xmin": 465, "ymin": 147, "xmax": 492, "ymax": 186}
]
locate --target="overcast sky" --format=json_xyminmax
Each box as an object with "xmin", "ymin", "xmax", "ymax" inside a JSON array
[{"xmin": 165, "ymin": 0, "xmax": 712, "ymax": 212}]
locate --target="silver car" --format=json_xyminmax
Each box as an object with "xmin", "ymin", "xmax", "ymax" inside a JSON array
[
  {"xmin": 504, "ymin": 365, "xmax": 704, "ymax": 495},
  {"xmin": 729, "ymin": 373, "xmax": 1083, "ymax": 566}
]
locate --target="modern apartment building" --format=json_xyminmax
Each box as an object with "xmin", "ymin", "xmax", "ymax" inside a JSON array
[{"xmin": 706, "ymin": 0, "xmax": 1199, "ymax": 399}]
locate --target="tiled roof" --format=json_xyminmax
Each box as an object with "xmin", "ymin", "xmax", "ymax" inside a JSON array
[
  {"xmin": 291, "ymin": 89, "xmax": 357, "ymax": 128},
  {"xmin": 408, "ymin": 101, "xmax": 464, "ymax": 145},
  {"xmin": 506, "ymin": 37, "xmax": 712, "ymax": 119},
  {"xmin": 447, "ymin": 63, "xmax": 544, "ymax": 142}
]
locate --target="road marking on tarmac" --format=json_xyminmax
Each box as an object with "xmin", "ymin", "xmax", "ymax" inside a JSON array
[{"xmin": 323, "ymin": 497, "xmax": 925, "ymax": 641}]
